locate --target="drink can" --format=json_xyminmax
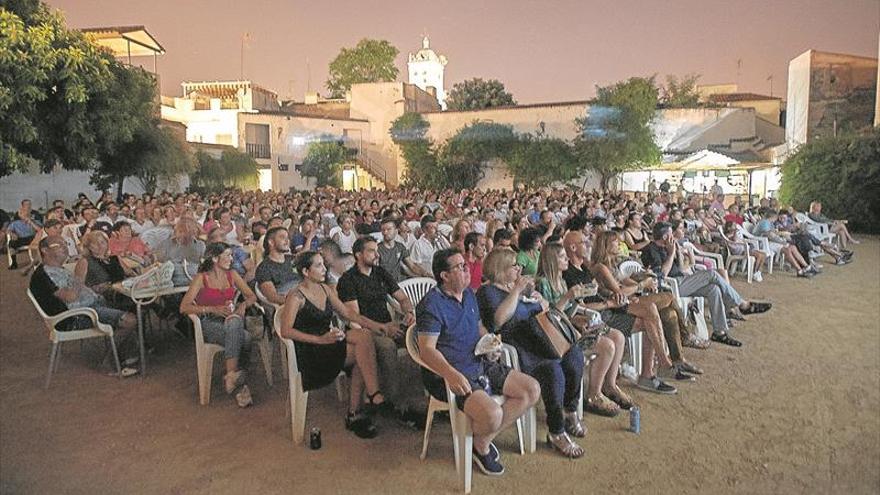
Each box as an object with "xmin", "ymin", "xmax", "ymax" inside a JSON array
[
  {"xmin": 309, "ymin": 427, "xmax": 322, "ymax": 449},
  {"xmin": 228, "ymin": 300, "xmax": 236, "ymax": 313},
  {"xmin": 629, "ymin": 406, "xmax": 640, "ymax": 435}
]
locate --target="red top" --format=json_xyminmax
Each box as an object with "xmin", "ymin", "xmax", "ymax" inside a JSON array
[
  {"xmin": 723, "ymin": 213, "xmax": 744, "ymax": 225},
  {"xmin": 467, "ymin": 259, "xmax": 483, "ymax": 291},
  {"xmin": 195, "ymin": 271, "xmax": 236, "ymax": 306}
]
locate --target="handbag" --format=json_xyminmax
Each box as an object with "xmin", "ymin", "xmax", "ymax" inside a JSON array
[{"xmin": 526, "ymin": 307, "xmax": 579, "ymax": 359}]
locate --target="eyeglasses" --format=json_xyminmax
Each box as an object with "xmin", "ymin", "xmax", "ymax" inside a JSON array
[{"xmin": 447, "ymin": 262, "xmax": 467, "ymax": 272}]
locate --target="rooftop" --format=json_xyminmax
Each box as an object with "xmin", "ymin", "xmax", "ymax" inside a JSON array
[
  {"xmin": 81, "ymin": 25, "xmax": 165, "ymax": 57},
  {"xmin": 707, "ymin": 92, "xmax": 781, "ymax": 103}
]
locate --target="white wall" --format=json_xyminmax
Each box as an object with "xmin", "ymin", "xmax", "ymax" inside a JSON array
[{"xmin": 785, "ymin": 50, "xmax": 812, "ymax": 148}]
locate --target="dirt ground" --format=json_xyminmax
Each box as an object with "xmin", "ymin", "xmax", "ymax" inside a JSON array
[{"xmin": 1, "ymin": 239, "xmax": 878, "ymax": 495}]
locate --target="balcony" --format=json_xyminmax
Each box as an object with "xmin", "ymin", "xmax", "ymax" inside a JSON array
[{"xmin": 246, "ymin": 143, "xmax": 271, "ymax": 159}]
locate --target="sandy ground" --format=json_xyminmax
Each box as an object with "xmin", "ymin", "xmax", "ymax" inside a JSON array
[{"xmin": 1, "ymin": 239, "xmax": 878, "ymax": 495}]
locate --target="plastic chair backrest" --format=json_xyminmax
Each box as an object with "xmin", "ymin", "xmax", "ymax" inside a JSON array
[
  {"xmin": 399, "ymin": 278, "xmax": 437, "ymax": 308},
  {"xmin": 274, "ymin": 307, "xmax": 301, "ymax": 375},
  {"xmin": 405, "ymin": 324, "xmax": 434, "ymax": 373},
  {"xmin": 618, "ymin": 260, "xmax": 644, "ymax": 279},
  {"xmin": 26, "ymin": 289, "xmax": 51, "ymax": 321}
]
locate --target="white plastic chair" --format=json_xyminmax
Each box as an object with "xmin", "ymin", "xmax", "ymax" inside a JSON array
[
  {"xmin": 6, "ymin": 235, "xmax": 34, "ymax": 268},
  {"xmin": 738, "ymin": 224, "xmax": 776, "ymax": 274},
  {"xmin": 405, "ymin": 325, "xmax": 533, "ymax": 494},
  {"xmin": 718, "ymin": 227, "xmax": 754, "ymax": 283},
  {"xmin": 273, "ymin": 309, "xmax": 347, "ymax": 444},
  {"xmin": 27, "ymin": 289, "xmax": 122, "ymax": 389},
  {"xmin": 796, "ymin": 212, "xmax": 837, "ymax": 246},
  {"xmin": 187, "ymin": 311, "xmax": 275, "ymax": 405},
  {"xmin": 398, "ymin": 277, "xmax": 437, "ymax": 308}
]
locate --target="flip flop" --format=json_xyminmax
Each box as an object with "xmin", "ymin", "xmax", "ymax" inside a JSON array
[{"xmin": 711, "ymin": 333, "xmax": 742, "ymax": 347}]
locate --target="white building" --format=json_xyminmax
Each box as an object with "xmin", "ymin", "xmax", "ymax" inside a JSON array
[
  {"xmin": 160, "ymin": 80, "xmax": 280, "ymax": 147},
  {"xmin": 408, "ymin": 37, "xmax": 448, "ymax": 109}
]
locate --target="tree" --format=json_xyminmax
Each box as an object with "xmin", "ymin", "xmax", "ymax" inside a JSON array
[
  {"xmin": 326, "ymin": 39, "xmax": 399, "ymax": 98},
  {"xmin": 507, "ymin": 135, "xmax": 576, "ymax": 187},
  {"xmin": 780, "ymin": 129, "xmax": 880, "ymax": 233},
  {"xmin": 300, "ymin": 138, "xmax": 352, "ymax": 188},
  {"xmin": 390, "ymin": 113, "xmax": 440, "ymax": 188},
  {"xmin": 437, "ymin": 122, "xmax": 517, "ymax": 189},
  {"xmin": 191, "ymin": 149, "xmax": 260, "ymax": 193},
  {"xmin": 90, "ymin": 124, "xmax": 194, "ymax": 195},
  {"xmin": 574, "ymin": 77, "xmax": 661, "ymax": 189},
  {"xmin": 445, "ymin": 78, "xmax": 516, "ymax": 111},
  {"xmin": 0, "ymin": 1, "xmax": 117, "ymax": 174},
  {"xmin": 660, "ymin": 73, "xmax": 701, "ymax": 108}
]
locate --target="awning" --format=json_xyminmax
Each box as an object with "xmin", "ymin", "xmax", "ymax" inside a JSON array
[{"xmin": 81, "ymin": 25, "xmax": 165, "ymax": 58}]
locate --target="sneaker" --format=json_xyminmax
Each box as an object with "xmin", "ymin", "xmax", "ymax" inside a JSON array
[
  {"xmin": 234, "ymin": 384, "xmax": 253, "ymax": 408},
  {"xmin": 635, "ymin": 376, "xmax": 677, "ymax": 395},
  {"xmin": 658, "ymin": 365, "xmax": 696, "ymax": 382},
  {"xmin": 676, "ymin": 361, "xmax": 704, "ymax": 375},
  {"xmin": 224, "ymin": 370, "xmax": 246, "ymax": 394},
  {"xmin": 753, "ymin": 271, "xmax": 763, "ymax": 282},
  {"xmin": 835, "ymin": 258, "xmax": 848, "ymax": 266},
  {"xmin": 796, "ymin": 270, "xmax": 813, "ymax": 278},
  {"xmin": 806, "ymin": 265, "xmax": 821, "ymax": 275},
  {"xmin": 472, "ymin": 446, "xmax": 505, "ymax": 476}
]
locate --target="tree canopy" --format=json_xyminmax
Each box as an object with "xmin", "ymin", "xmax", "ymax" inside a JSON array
[
  {"xmin": 575, "ymin": 76, "xmax": 661, "ymax": 189},
  {"xmin": 780, "ymin": 129, "xmax": 880, "ymax": 233},
  {"xmin": 507, "ymin": 135, "xmax": 577, "ymax": 187},
  {"xmin": 300, "ymin": 138, "xmax": 353, "ymax": 188},
  {"xmin": 445, "ymin": 78, "xmax": 516, "ymax": 111},
  {"xmin": 660, "ymin": 73, "xmax": 702, "ymax": 108},
  {"xmin": 191, "ymin": 149, "xmax": 260, "ymax": 193},
  {"xmin": 1, "ymin": 0, "xmax": 192, "ymax": 194},
  {"xmin": 326, "ymin": 39, "xmax": 399, "ymax": 98}
]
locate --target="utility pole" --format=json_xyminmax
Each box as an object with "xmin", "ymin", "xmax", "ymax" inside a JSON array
[{"xmin": 767, "ymin": 74, "xmax": 774, "ymax": 96}]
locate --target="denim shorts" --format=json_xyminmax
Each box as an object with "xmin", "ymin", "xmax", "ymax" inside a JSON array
[{"xmin": 422, "ymin": 359, "xmax": 512, "ymax": 411}]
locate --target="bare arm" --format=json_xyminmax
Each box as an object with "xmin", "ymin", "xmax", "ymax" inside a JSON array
[
  {"xmin": 403, "ymin": 257, "xmax": 431, "ymax": 277},
  {"xmin": 326, "ymin": 285, "xmax": 381, "ymax": 330},
  {"xmin": 258, "ymin": 280, "xmax": 285, "ymax": 306},
  {"xmin": 231, "ymin": 271, "xmax": 256, "ymax": 316},
  {"xmin": 417, "ymin": 333, "xmax": 472, "ymax": 395}
]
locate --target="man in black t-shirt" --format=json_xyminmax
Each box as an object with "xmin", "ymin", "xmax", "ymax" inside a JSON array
[
  {"xmin": 337, "ymin": 237, "xmax": 423, "ymax": 424},
  {"xmin": 254, "ymin": 227, "xmax": 300, "ymax": 306}
]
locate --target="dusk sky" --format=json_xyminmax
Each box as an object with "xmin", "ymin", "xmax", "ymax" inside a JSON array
[{"xmin": 51, "ymin": 0, "xmax": 879, "ymax": 103}]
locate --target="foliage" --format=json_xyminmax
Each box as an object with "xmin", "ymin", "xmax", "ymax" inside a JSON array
[
  {"xmin": 574, "ymin": 77, "xmax": 661, "ymax": 189},
  {"xmin": 326, "ymin": 39, "xmax": 399, "ymax": 98},
  {"xmin": 91, "ymin": 124, "xmax": 194, "ymax": 195},
  {"xmin": 780, "ymin": 129, "xmax": 880, "ymax": 233},
  {"xmin": 0, "ymin": 1, "xmax": 116, "ymax": 174},
  {"xmin": 390, "ymin": 113, "xmax": 440, "ymax": 188},
  {"xmin": 507, "ymin": 135, "xmax": 577, "ymax": 187},
  {"xmin": 445, "ymin": 78, "xmax": 516, "ymax": 111},
  {"xmin": 191, "ymin": 149, "xmax": 260, "ymax": 193},
  {"xmin": 389, "ymin": 111, "xmax": 430, "ymax": 142},
  {"xmin": 660, "ymin": 73, "xmax": 701, "ymax": 108},
  {"xmin": 300, "ymin": 138, "xmax": 353, "ymax": 188},
  {"xmin": 436, "ymin": 122, "xmax": 517, "ymax": 189}
]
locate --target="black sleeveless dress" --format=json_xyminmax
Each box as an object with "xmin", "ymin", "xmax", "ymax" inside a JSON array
[{"xmin": 292, "ymin": 289, "xmax": 347, "ymax": 391}]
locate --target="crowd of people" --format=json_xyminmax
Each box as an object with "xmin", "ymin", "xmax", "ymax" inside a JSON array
[{"xmin": 2, "ymin": 184, "xmax": 859, "ymax": 477}]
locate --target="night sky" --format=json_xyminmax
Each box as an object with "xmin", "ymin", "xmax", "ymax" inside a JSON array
[{"xmin": 50, "ymin": 0, "xmax": 879, "ymax": 103}]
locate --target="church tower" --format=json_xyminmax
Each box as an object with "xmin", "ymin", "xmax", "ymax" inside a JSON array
[{"xmin": 408, "ymin": 36, "xmax": 448, "ymax": 109}]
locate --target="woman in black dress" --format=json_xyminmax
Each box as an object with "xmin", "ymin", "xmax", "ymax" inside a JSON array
[{"xmin": 279, "ymin": 251, "xmax": 386, "ymax": 439}]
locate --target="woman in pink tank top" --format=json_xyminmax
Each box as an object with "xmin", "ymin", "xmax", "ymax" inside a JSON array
[{"xmin": 181, "ymin": 242, "xmax": 258, "ymax": 408}]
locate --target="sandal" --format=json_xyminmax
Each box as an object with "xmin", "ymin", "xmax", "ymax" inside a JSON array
[
  {"xmin": 711, "ymin": 332, "xmax": 742, "ymax": 347},
  {"xmin": 676, "ymin": 361, "xmax": 704, "ymax": 375},
  {"xmin": 563, "ymin": 412, "xmax": 587, "ymax": 437},
  {"xmin": 584, "ymin": 394, "xmax": 620, "ymax": 418},
  {"xmin": 364, "ymin": 390, "xmax": 390, "ymax": 416},
  {"xmin": 742, "ymin": 302, "xmax": 772, "ymax": 315},
  {"xmin": 546, "ymin": 432, "xmax": 584, "ymax": 459},
  {"xmin": 682, "ymin": 336, "xmax": 711, "ymax": 349},
  {"xmin": 603, "ymin": 387, "xmax": 635, "ymax": 410},
  {"xmin": 345, "ymin": 410, "xmax": 378, "ymax": 439}
]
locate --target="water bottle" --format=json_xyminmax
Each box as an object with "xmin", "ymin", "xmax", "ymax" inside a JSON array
[{"xmin": 629, "ymin": 406, "xmax": 641, "ymax": 435}]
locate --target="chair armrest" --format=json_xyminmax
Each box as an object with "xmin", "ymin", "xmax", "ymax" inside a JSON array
[
  {"xmin": 46, "ymin": 307, "xmax": 101, "ymax": 330},
  {"xmin": 500, "ymin": 343, "xmax": 520, "ymax": 370}
]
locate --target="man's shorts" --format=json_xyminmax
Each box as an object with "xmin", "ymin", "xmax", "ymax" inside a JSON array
[{"xmin": 422, "ymin": 359, "xmax": 512, "ymax": 411}]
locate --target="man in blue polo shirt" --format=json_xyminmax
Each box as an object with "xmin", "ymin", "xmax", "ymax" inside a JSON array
[{"xmin": 416, "ymin": 248, "xmax": 539, "ymax": 477}]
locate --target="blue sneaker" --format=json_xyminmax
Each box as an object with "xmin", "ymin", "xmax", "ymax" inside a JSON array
[
  {"xmin": 473, "ymin": 446, "xmax": 504, "ymax": 476},
  {"xmin": 487, "ymin": 442, "xmax": 499, "ymax": 461}
]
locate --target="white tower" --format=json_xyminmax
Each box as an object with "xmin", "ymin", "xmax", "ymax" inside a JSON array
[{"xmin": 408, "ymin": 36, "xmax": 448, "ymax": 109}]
